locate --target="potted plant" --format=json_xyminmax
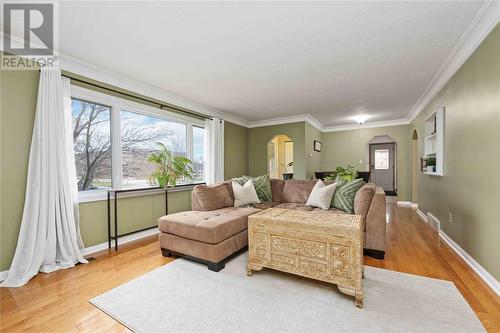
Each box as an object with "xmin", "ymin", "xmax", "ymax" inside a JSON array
[
  {"xmin": 326, "ymin": 165, "xmax": 358, "ymax": 181},
  {"xmin": 148, "ymin": 142, "xmax": 194, "ymax": 187},
  {"xmin": 426, "ymin": 157, "xmax": 436, "ymax": 173}
]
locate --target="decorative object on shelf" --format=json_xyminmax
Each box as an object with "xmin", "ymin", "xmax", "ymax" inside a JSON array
[
  {"xmin": 325, "ymin": 165, "xmax": 358, "ymax": 181},
  {"xmin": 313, "ymin": 140, "xmax": 322, "ymax": 152},
  {"xmin": 148, "ymin": 142, "xmax": 194, "ymax": 187},
  {"xmin": 282, "ymin": 173, "xmax": 293, "ymax": 180},
  {"xmin": 425, "ymin": 157, "xmax": 436, "ymax": 173},
  {"xmin": 423, "ymin": 107, "xmax": 445, "ymax": 176}
]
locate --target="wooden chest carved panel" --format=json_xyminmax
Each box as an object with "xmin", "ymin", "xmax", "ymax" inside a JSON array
[{"xmin": 247, "ymin": 208, "xmax": 364, "ymax": 307}]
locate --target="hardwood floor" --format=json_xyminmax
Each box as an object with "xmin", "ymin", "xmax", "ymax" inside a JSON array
[{"xmin": 1, "ymin": 205, "xmax": 499, "ymax": 332}]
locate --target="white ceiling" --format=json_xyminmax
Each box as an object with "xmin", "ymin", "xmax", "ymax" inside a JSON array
[{"xmin": 56, "ymin": 1, "xmax": 485, "ymax": 126}]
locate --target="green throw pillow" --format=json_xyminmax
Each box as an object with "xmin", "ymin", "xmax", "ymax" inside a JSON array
[
  {"xmin": 331, "ymin": 177, "xmax": 365, "ymax": 213},
  {"xmin": 232, "ymin": 174, "xmax": 272, "ymax": 202}
]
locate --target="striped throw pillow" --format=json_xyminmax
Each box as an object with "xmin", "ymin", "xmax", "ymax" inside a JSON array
[{"xmin": 331, "ymin": 177, "xmax": 365, "ymax": 213}]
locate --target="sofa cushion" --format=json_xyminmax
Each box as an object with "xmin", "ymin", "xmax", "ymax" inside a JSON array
[
  {"xmin": 193, "ymin": 183, "xmax": 233, "ymax": 211},
  {"xmin": 270, "ymin": 179, "xmax": 285, "ymax": 203},
  {"xmin": 252, "ymin": 202, "xmax": 279, "ymax": 210},
  {"xmin": 281, "ymin": 180, "xmax": 318, "ymax": 204},
  {"xmin": 331, "ymin": 178, "xmax": 365, "ymax": 213},
  {"xmin": 158, "ymin": 207, "xmax": 260, "ymax": 244},
  {"xmin": 354, "ymin": 183, "xmax": 376, "ymax": 219},
  {"xmin": 275, "ymin": 203, "xmax": 314, "ymax": 211}
]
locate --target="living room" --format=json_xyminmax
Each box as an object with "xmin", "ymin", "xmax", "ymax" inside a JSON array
[{"xmin": 1, "ymin": 1, "xmax": 499, "ymax": 332}]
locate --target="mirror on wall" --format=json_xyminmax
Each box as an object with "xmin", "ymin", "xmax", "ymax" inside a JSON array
[{"xmin": 267, "ymin": 135, "xmax": 293, "ymax": 179}]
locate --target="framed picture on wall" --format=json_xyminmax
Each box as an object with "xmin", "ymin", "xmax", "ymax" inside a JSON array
[{"xmin": 313, "ymin": 140, "xmax": 322, "ymax": 152}]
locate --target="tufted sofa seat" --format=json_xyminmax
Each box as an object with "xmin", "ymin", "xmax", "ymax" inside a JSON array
[{"xmin": 158, "ymin": 207, "xmax": 259, "ymax": 244}]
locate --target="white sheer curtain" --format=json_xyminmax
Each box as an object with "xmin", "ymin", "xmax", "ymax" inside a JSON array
[
  {"xmin": 1, "ymin": 68, "xmax": 87, "ymax": 288},
  {"xmin": 204, "ymin": 118, "xmax": 225, "ymax": 184}
]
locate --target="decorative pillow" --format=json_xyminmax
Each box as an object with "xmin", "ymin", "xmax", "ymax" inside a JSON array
[
  {"xmin": 306, "ymin": 180, "xmax": 337, "ymax": 210},
  {"xmin": 193, "ymin": 184, "xmax": 233, "ymax": 211},
  {"xmin": 233, "ymin": 174, "xmax": 272, "ymax": 202},
  {"xmin": 331, "ymin": 177, "xmax": 366, "ymax": 213},
  {"xmin": 232, "ymin": 180, "xmax": 261, "ymax": 207}
]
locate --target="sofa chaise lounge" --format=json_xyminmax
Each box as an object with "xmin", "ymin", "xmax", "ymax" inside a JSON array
[{"xmin": 158, "ymin": 179, "xmax": 386, "ymax": 271}]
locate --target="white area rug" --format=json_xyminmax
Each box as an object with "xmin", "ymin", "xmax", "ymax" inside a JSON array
[{"xmin": 90, "ymin": 253, "xmax": 485, "ymax": 333}]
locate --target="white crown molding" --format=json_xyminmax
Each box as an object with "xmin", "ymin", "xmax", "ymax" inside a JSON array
[
  {"xmin": 247, "ymin": 114, "xmax": 323, "ymax": 131},
  {"xmin": 323, "ymin": 118, "xmax": 410, "ymax": 132},
  {"xmin": 58, "ymin": 53, "xmax": 250, "ymax": 127},
  {"xmin": 407, "ymin": 1, "xmax": 500, "ymax": 123},
  {"xmin": 4, "ymin": 0, "xmax": 498, "ymax": 131},
  {"xmin": 1, "ymin": 32, "xmax": 249, "ymax": 127}
]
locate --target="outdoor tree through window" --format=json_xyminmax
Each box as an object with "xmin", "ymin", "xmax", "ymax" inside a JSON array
[
  {"xmin": 121, "ymin": 110, "xmax": 187, "ymax": 188},
  {"xmin": 72, "ymin": 99, "xmax": 112, "ymax": 191}
]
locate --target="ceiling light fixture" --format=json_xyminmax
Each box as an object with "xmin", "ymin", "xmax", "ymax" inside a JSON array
[{"xmin": 352, "ymin": 115, "xmax": 370, "ymax": 125}]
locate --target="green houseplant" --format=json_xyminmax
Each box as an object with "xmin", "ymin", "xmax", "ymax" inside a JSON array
[
  {"xmin": 326, "ymin": 164, "xmax": 358, "ymax": 181},
  {"xmin": 148, "ymin": 142, "xmax": 194, "ymax": 187},
  {"xmin": 426, "ymin": 157, "xmax": 436, "ymax": 173}
]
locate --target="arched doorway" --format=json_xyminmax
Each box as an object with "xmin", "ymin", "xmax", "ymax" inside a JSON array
[
  {"xmin": 411, "ymin": 129, "xmax": 419, "ymax": 203},
  {"xmin": 267, "ymin": 135, "xmax": 293, "ymax": 179}
]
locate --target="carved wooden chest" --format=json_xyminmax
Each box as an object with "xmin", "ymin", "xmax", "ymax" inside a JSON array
[{"xmin": 247, "ymin": 208, "xmax": 364, "ymax": 307}]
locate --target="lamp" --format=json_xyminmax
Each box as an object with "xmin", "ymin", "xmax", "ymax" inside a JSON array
[{"xmin": 352, "ymin": 115, "xmax": 369, "ymax": 125}]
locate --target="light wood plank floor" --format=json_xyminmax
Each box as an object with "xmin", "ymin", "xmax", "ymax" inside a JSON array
[{"xmin": 1, "ymin": 205, "xmax": 499, "ymax": 332}]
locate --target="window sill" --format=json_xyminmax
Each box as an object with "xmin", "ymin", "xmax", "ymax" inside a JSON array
[{"xmin": 78, "ymin": 183, "xmax": 202, "ymax": 204}]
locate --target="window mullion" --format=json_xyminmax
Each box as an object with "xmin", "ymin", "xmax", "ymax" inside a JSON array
[{"xmin": 111, "ymin": 105, "xmax": 122, "ymax": 189}]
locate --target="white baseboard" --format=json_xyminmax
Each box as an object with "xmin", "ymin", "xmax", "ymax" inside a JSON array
[
  {"xmin": 439, "ymin": 229, "xmax": 500, "ymax": 296},
  {"xmin": 416, "ymin": 208, "xmax": 500, "ymax": 296},
  {"xmin": 416, "ymin": 208, "xmax": 427, "ymax": 223},
  {"xmin": 82, "ymin": 227, "xmax": 159, "ymax": 256},
  {"xmin": 397, "ymin": 201, "xmax": 418, "ymax": 209},
  {"xmin": 0, "ymin": 228, "xmax": 160, "ymax": 282},
  {"xmin": 427, "ymin": 213, "xmax": 440, "ymax": 231}
]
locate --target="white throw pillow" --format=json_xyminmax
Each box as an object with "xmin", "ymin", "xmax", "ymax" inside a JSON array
[
  {"xmin": 232, "ymin": 180, "xmax": 261, "ymax": 207},
  {"xmin": 306, "ymin": 180, "xmax": 337, "ymax": 210}
]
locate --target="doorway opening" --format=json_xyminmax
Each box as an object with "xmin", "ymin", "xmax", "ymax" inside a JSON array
[
  {"xmin": 267, "ymin": 135, "xmax": 293, "ymax": 180},
  {"xmin": 368, "ymin": 135, "xmax": 397, "ymax": 196}
]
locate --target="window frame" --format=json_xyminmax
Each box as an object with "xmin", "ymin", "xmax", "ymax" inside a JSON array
[{"xmin": 71, "ymin": 85, "xmax": 205, "ymax": 203}]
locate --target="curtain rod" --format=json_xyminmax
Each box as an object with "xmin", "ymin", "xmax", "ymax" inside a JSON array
[{"xmin": 60, "ymin": 73, "xmax": 213, "ymax": 121}]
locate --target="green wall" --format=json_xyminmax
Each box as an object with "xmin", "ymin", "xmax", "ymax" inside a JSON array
[
  {"xmin": 321, "ymin": 125, "xmax": 411, "ymax": 200},
  {"xmin": 248, "ymin": 122, "xmax": 306, "ymax": 179},
  {"xmin": 305, "ymin": 122, "xmax": 323, "ymax": 179},
  {"xmin": 0, "ymin": 68, "xmax": 230, "ymax": 271},
  {"xmin": 224, "ymin": 121, "xmax": 248, "ymax": 179},
  {"xmin": 410, "ymin": 25, "xmax": 500, "ymax": 280}
]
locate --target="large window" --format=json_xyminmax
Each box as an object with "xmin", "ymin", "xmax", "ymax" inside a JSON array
[{"xmin": 71, "ymin": 86, "xmax": 205, "ymax": 200}]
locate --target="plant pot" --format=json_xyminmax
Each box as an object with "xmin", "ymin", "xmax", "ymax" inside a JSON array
[
  {"xmin": 282, "ymin": 173, "xmax": 293, "ymax": 180},
  {"xmin": 426, "ymin": 166, "xmax": 434, "ymax": 173}
]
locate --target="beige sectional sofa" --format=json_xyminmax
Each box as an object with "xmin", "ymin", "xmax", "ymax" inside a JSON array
[{"xmin": 158, "ymin": 179, "xmax": 386, "ymax": 271}]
